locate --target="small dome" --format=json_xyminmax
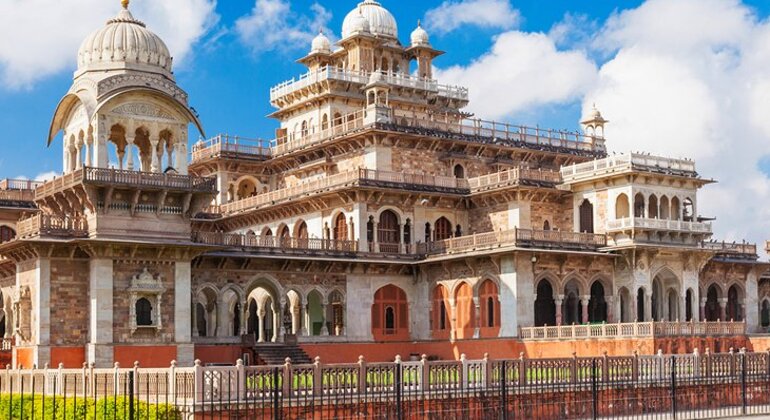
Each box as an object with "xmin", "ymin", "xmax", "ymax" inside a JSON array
[
  {"xmin": 410, "ymin": 21, "xmax": 430, "ymax": 47},
  {"xmin": 311, "ymin": 31, "xmax": 331, "ymax": 54},
  {"xmin": 77, "ymin": 1, "xmax": 172, "ymax": 76},
  {"xmin": 342, "ymin": 9, "xmax": 371, "ymax": 37},
  {"xmin": 342, "ymin": 1, "xmax": 398, "ymax": 39}
]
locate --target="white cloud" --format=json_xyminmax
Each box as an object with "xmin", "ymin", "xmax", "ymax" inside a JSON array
[
  {"xmin": 235, "ymin": 0, "xmax": 332, "ymax": 54},
  {"xmin": 0, "ymin": 0, "xmax": 218, "ymax": 89},
  {"xmin": 583, "ymin": 0, "xmax": 770, "ymax": 250},
  {"xmin": 424, "ymin": 0, "xmax": 520, "ymax": 34},
  {"xmin": 436, "ymin": 31, "xmax": 597, "ymax": 120},
  {"xmin": 34, "ymin": 172, "xmax": 58, "ymax": 182}
]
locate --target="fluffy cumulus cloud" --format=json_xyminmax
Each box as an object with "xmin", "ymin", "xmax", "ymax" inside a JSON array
[
  {"xmin": 235, "ymin": 0, "xmax": 333, "ymax": 54},
  {"xmin": 436, "ymin": 31, "xmax": 597, "ymax": 120},
  {"xmin": 583, "ymin": 0, "xmax": 770, "ymax": 248},
  {"xmin": 0, "ymin": 0, "xmax": 218, "ymax": 89},
  {"xmin": 424, "ymin": 0, "xmax": 520, "ymax": 34}
]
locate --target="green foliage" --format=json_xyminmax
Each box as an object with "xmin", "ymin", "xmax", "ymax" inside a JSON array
[{"xmin": 0, "ymin": 395, "xmax": 181, "ymax": 419}]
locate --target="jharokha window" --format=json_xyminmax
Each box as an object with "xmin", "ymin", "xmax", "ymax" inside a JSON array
[
  {"xmin": 334, "ymin": 213, "xmax": 348, "ymax": 241},
  {"xmin": 434, "ymin": 217, "xmax": 453, "ymax": 241},
  {"xmin": 371, "ymin": 285, "xmax": 408, "ymax": 341},
  {"xmin": 136, "ymin": 298, "xmax": 153, "ymax": 326},
  {"xmin": 378, "ymin": 211, "xmax": 400, "ymax": 244}
]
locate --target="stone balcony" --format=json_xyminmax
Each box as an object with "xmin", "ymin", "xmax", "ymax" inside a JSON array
[
  {"xmin": 191, "ymin": 135, "xmax": 272, "ymax": 163},
  {"xmin": 561, "ymin": 153, "xmax": 700, "ymax": 184},
  {"xmin": 606, "ymin": 217, "xmax": 712, "ymax": 234},
  {"xmin": 519, "ymin": 321, "xmax": 746, "ymax": 341},
  {"xmin": 269, "ymin": 66, "xmax": 469, "ymax": 104},
  {"xmin": 15, "ymin": 214, "xmax": 88, "ymax": 241}
]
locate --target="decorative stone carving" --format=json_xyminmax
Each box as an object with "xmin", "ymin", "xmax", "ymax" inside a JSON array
[
  {"xmin": 13, "ymin": 286, "xmax": 31, "ymax": 342},
  {"xmin": 111, "ymin": 103, "xmax": 177, "ymax": 121},
  {"xmin": 98, "ymin": 74, "xmax": 189, "ymax": 104},
  {"xmin": 128, "ymin": 267, "xmax": 166, "ymax": 334}
]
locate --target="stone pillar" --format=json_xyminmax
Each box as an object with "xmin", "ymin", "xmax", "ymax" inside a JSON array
[
  {"xmin": 580, "ymin": 296, "xmax": 590, "ymax": 324},
  {"xmin": 33, "ymin": 258, "xmax": 51, "ymax": 368},
  {"xmin": 499, "ymin": 254, "xmax": 534, "ymax": 336},
  {"xmin": 217, "ymin": 296, "xmax": 229, "ymax": 337},
  {"xmin": 150, "ymin": 137, "xmax": 160, "ymax": 173},
  {"xmin": 555, "ymin": 295, "xmax": 564, "ymax": 326},
  {"xmin": 74, "ymin": 141, "xmax": 83, "ymax": 170},
  {"xmin": 272, "ymin": 303, "xmax": 281, "ymax": 343},
  {"xmin": 257, "ymin": 309, "xmax": 265, "ymax": 343},
  {"xmin": 62, "ymin": 133, "xmax": 70, "ymax": 173},
  {"xmin": 85, "ymin": 135, "xmax": 93, "ymax": 167},
  {"xmin": 88, "ymin": 259, "xmax": 114, "ymax": 367},
  {"xmin": 93, "ymin": 127, "xmax": 109, "ymax": 169},
  {"xmin": 700, "ymin": 298, "xmax": 707, "ymax": 321},
  {"xmin": 174, "ymin": 261, "xmax": 193, "ymax": 365},
  {"xmin": 320, "ymin": 302, "xmax": 329, "ymax": 336},
  {"xmin": 606, "ymin": 296, "xmax": 615, "ymax": 323},
  {"xmin": 745, "ymin": 269, "xmax": 760, "ymax": 332},
  {"xmin": 473, "ymin": 297, "xmax": 480, "ymax": 338},
  {"xmin": 302, "ymin": 302, "xmax": 310, "ymax": 336},
  {"xmin": 126, "ymin": 136, "xmax": 135, "ymax": 171},
  {"xmin": 175, "ymin": 142, "xmax": 188, "ymax": 175},
  {"xmin": 718, "ymin": 298, "xmax": 728, "ymax": 321},
  {"xmin": 373, "ymin": 221, "xmax": 379, "ymax": 253}
]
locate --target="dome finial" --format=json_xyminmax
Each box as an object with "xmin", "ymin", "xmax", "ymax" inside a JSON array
[
  {"xmin": 121, "ymin": 0, "xmax": 129, "ymax": 9},
  {"xmin": 417, "ymin": 19, "xmax": 421, "ymax": 28}
]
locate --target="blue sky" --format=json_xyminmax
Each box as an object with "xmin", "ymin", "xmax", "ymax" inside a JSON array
[{"xmin": 2, "ymin": 0, "xmax": 770, "ymax": 247}]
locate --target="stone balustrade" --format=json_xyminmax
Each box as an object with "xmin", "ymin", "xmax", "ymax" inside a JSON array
[
  {"xmin": 191, "ymin": 135, "xmax": 271, "ymax": 162},
  {"xmin": 0, "ymin": 179, "xmax": 43, "ymax": 191},
  {"xmin": 606, "ymin": 217, "xmax": 712, "ymax": 234},
  {"xmin": 561, "ymin": 153, "xmax": 697, "ymax": 183},
  {"xmin": 519, "ymin": 321, "xmax": 746, "ymax": 341},
  {"xmin": 15, "ymin": 214, "xmax": 88, "ymax": 240}
]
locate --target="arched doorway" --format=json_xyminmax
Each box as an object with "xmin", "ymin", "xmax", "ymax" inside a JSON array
[
  {"xmin": 329, "ymin": 291, "xmax": 345, "ymax": 336},
  {"xmin": 667, "ymin": 289, "xmax": 678, "ymax": 321},
  {"xmin": 455, "ymin": 283, "xmax": 475, "ymax": 339},
  {"xmin": 648, "ymin": 195, "xmax": 658, "ymax": 219},
  {"xmin": 726, "ymin": 285, "xmax": 742, "ymax": 321},
  {"xmin": 634, "ymin": 193, "xmax": 645, "ymax": 218},
  {"xmin": 562, "ymin": 280, "xmax": 582, "ymax": 325},
  {"xmin": 434, "ymin": 217, "xmax": 453, "ymax": 241},
  {"xmin": 615, "ymin": 194, "xmax": 630, "ymax": 219},
  {"xmin": 0, "ymin": 226, "xmax": 15, "ymax": 244},
  {"xmin": 334, "ymin": 213, "xmax": 348, "ymax": 241},
  {"xmin": 195, "ymin": 303, "xmax": 207, "ymax": 337},
  {"xmin": 453, "ymin": 164, "xmax": 465, "ymax": 179},
  {"xmin": 534, "ymin": 280, "xmax": 555, "ymax": 327},
  {"xmin": 761, "ymin": 300, "xmax": 770, "ymax": 329},
  {"xmin": 685, "ymin": 289, "xmax": 694, "ymax": 321},
  {"xmin": 378, "ymin": 210, "xmax": 400, "ymax": 253},
  {"xmin": 637, "ymin": 288, "xmax": 646, "ymax": 321},
  {"xmin": 588, "ymin": 281, "xmax": 607, "ymax": 323},
  {"xmin": 371, "ymin": 285, "xmax": 409, "ymax": 341},
  {"xmin": 618, "ymin": 287, "xmax": 631, "ymax": 323},
  {"xmin": 579, "ymin": 200, "xmax": 594, "ymax": 233},
  {"xmin": 705, "ymin": 285, "xmax": 720, "ymax": 321},
  {"xmin": 307, "ymin": 290, "xmax": 325, "ymax": 336}
]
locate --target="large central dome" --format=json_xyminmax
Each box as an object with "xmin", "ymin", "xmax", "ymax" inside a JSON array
[
  {"xmin": 77, "ymin": 1, "xmax": 173, "ymax": 78},
  {"xmin": 342, "ymin": 0, "xmax": 398, "ymax": 39}
]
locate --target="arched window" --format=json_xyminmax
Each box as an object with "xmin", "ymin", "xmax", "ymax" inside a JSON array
[
  {"xmin": 0, "ymin": 226, "xmax": 15, "ymax": 243},
  {"xmin": 434, "ymin": 217, "xmax": 452, "ymax": 241},
  {"xmin": 196, "ymin": 303, "xmax": 207, "ymax": 337},
  {"xmin": 301, "ymin": 120, "xmax": 308, "ymax": 137},
  {"xmin": 579, "ymin": 200, "xmax": 594, "ymax": 233},
  {"xmin": 761, "ymin": 300, "xmax": 770, "ymax": 328},
  {"xmin": 671, "ymin": 197, "xmax": 681, "ymax": 221},
  {"xmin": 295, "ymin": 221, "xmax": 308, "ymax": 239},
  {"xmin": 334, "ymin": 213, "xmax": 348, "ymax": 241},
  {"xmin": 683, "ymin": 198, "xmax": 694, "ymax": 222},
  {"xmin": 479, "ymin": 280, "xmax": 500, "ymax": 337},
  {"xmin": 648, "ymin": 195, "xmax": 659, "ymax": 219},
  {"xmin": 588, "ymin": 281, "xmax": 607, "ymax": 323},
  {"xmin": 534, "ymin": 280, "xmax": 556, "ymax": 327},
  {"xmin": 453, "ymin": 164, "xmax": 465, "ymax": 179},
  {"xmin": 634, "ymin": 194, "xmax": 645, "ymax": 218},
  {"xmin": 321, "ymin": 114, "xmax": 329, "ymax": 131},
  {"xmin": 543, "ymin": 220, "xmax": 551, "ymax": 231},
  {"xmin": 615, "ymin": 193, "xmax": 630, "ymax": 219},
  {"xmin": 455, "ymin": 225, "xmax": 463, "ymax": 237},
  {"xmin": 403, "ymin": 219, "xmax": 412, "ymax": 244},
  {"xmin": 455, "ymin": 283, "xmax": 475, "ymax": 339},
  {"xmin": 372, "ymin": 285, "xmax": 409, "ymax": 341},
  {"xmin": 278, "ymin": 225, "xmax": 290, "ymax": 245},
  {"xmin": 136, "ymin": 298, "xmax": 153, "ymax": 326},
  {"xmin": 378, "ymin": 211, "xmax": 400, "ymax": 246},
  {"xmin": 425, "ymin": 223, "xmax": 432, "ymax": 242},
  {"xmin": 637, "ymin": 288, "xmax": 645, "ymax": 321},
  {"xmin": 432, "ymin": 285, "xmax": 449, "ymax": 338}
]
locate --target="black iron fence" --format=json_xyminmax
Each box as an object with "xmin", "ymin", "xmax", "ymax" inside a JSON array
[{"xmin": 3, "ymin": 350, "xmax": 770, "ymax": 418}]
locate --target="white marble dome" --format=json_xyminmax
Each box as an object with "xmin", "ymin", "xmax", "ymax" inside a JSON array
[
  {"xmin": 77, "ymin": 2, "xmax": 172, "ymax": 76},
  {"xmin": 410, "ymin": 21, "xmax": 430, "ymax": 47},
  {"xmin": 342, "ymin": 0, "xmax": 398, "ymax": 39},
  {"xmin": 311, "ymin": 31, "xmax": 332, "ymax": 54}
]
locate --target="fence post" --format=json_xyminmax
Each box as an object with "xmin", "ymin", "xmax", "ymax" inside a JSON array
[
  {"xmin": 358, "ymin": 356, "xmax": 367, "ymax": 394},
  {"xmin": 395, "ymin": 355, "xmax": 403, "ymax": 420},
  {"xmin": 704, "ymin": 348, "xmax": 712, "ymax": 378},
  {"xmin": 671, "ymin": 355, "xmax": 677, "ymax": 420},
  {"xmin": 483, "ymin": 353, "xmax": 491, "ymax": 389},
  {"xmin": 113, "ymin": 362, "xmax": 120, "ymax": 398},
  {"xmin": 729, "ymin": 347, "xmax": 736, "ymax": 377},
  {"xmin": 602, "ymin": 351, "xmax": 609, "ymax": 382},
  {"xmin": 133, "ymin": 361, "xmax": 140, "ymax": 397},
  {"xmin": 501, "ymin": 360, "xmax": 508, "ymax": 420},
  {"xmin": 128, "ymin": 370, "xmax": 135, "ymax": 420},
  {"xmin": 57, "ymin": 363, "xmax": 64, "ymax": 397},
  {"xmin": 236, "ymin": 359, "xmax": 246, "ymax": 402},
  {"xmin": 82, "ymin": 362, "xmax": 88, "ymax": 401},
  {"xmin": 592, "ymin": 358, "xmax": 598, "ymax": 420},
  {"xmin": 741, "ymin": 349, "xmax": 747, "ymax": 416},
  {"xmin": 88, "ymin": 362, "xmax": 95, "ymax": 400},
  {"xmin": 169, "ymin": 360, "xmax": 177, "ymax": 398},
  {"xmin": 312, "ymin": 357, "xmax": 322, "ymax": 396},
  {"xmin": 283, "ymin": 357, "xmax": 293, "ymax": 398},
  {"xmin": 571, "ymin": 352, "xmax": 578, "ymax": 384},
  {"xmin": 632, "ymin": 351, "xmax": 639, "ymax": 382},
  {"xmin": 518, "ymin": 353, "xmax": 526, "ymax": 386},
  {"xmin": 194, "ymin": 359, "xmax": 204, "ymax": 406},
  {"xmin": 460, "ymin": 354, "xmax": 469, "ymax": 389},
  {"xmin": 420, "ymin": 355, "xmax": 428, "ymax": 393},
  {"xmin": 693, "ymin": 348, "xmax": 701, "ymax": 377}
]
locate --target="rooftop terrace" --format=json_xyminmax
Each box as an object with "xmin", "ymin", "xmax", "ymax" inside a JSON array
[{"xmin": 561, "ymin": 153, "xmax": 698, "ymax": 184}]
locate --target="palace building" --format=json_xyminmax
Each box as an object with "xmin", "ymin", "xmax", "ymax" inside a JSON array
[{"xmin": 0, "ymin": 0, "xmax": 768, "ymax": 368}]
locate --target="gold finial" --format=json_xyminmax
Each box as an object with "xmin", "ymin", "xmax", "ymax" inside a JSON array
[{"xmin": 121, "ymin": 0, "xmax": 129, "ymax": 9}]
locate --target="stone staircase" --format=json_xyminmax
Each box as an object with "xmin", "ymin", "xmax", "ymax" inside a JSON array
[{"xmin": 253, "ymin": 344, "xmax": 312, "ymax": 365}]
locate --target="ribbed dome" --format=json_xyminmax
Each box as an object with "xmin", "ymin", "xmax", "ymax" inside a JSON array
[
  {"xmin": 342, "ymin": 1, "xmax": 398, "ymax": 39},
  {"xmin": 311, "ymin": 31, "xmax": 332, "ymax": 54},
  {"xmin": 77, "ymin": 3, "xmax": 172, "ymax": 76},
  {"xmin": 410, "ymin": 21, "xmax": 430, "ymax": 47}
]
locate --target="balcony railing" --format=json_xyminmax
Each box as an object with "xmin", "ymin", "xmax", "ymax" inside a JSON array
[
  {"xmin": 15, "ymin": 214, "xmax": 88, "ymax": 240},
  {"xmin": 270, "ymin": 66, "xmax": 469, "ymax": 102},
  {"xmin": 35, "ymin": 167, "xmax": 216, "ymax": 200},
  {"xmin": 0, "ymin": 190, "xmax": 35, "ymax": 202},
  {"xmin": 606, "ymin": 217, "xmax": 712, "ymax": 234},
  {"xmin": 702, "ymin": 241, "xmax": 757, "ymax": 256},
  {"xmin": 191, "ymin": 135, "xmax": 271, "ymax": 162},
  {"xmin": 468, "ymin": 167, "xmax": 561, "ymax": 191},
  {"xmin": 519, "ymin": 321, "xmax": 745, "ymax": 341},
  {"xmin": 192, "ymin": 231, "xmax": 359, "ymax": 253},
  {"xmin": 0, "ymin": 179, "xmax": 43, "ymax": 191},
  {"xmin": 419, "ymin": 228, "xmax": 607, "ymax": 255},
  {"xmin": 561, "ymin": 153, "xmax": 697, "ymax": 183},
  {"xmin": 214, "ymin": 168, "xmax": 469, "ymax": 215}
]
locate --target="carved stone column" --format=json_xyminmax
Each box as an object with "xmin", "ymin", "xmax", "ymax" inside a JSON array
[
  {"xmin": 257, "ymin": 308, "xmax": 265, "ymax": 343},
  {"xmin": 150, "ymin": 137, "xmax": 160, "ymax": 173},
  {"xmin": 718, "ymin": 298, "xmax": 728, "ymax": 321},
  {"xmin": 555, "ymin": 295, "xmax": 564, "ymax": 326},
  {"xmin": 580, "ymin": 296, "xmax": 590, "ymax": 324},
  {"xmin": 126, "ymin": 136, "xmax": 135, "ymax": 171},
  {"xmin": 320, "ymin": 302, "xmax": 329, "ymax": 336},
  {"xmin": 700, "ymin": 298, "xmax": 707, "ymax": 321}
]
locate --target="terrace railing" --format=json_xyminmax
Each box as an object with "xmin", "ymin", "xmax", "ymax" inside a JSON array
[
  {"xmin": 191, "ymin": 231, "xmax": 359, "ymax": 253},
  {"xmin": 0, "ymin": 189, "xmax": 35, "ymax": 202},
  {"xmin": 35, "ymin": 167, "xmax": 216, "ymax": 200},
  {"xmin": 519, "ymin": 321, "xmax": 745, "ymax": 341},
  {"xmin": 419, "ymin": 228, "xmax": 607, "ymax": 255},
  {"xmin": 0, "ymin": 179, "xmax": 43, "ymax": 191},
  {"xmin": 15, "ymin": 214, "xmax": 88, "ymax": 240},
  {"xmin": 191, "ymin": 135, "xmax": 271, "ymax": 162},
  {"xmin": 561, "ymin": 152, "xmax": 697, "ymax": 183},
  {"xmin": 467, "ymin": 167, "xmax": 561, "ymax": 191},
  {"xmin": 702, "ymin": 240, "xmax": 757, "ymax": 256},
  {"xmin": 606, "ymin": 217, "xmax": 712, "ymax": 234}
]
